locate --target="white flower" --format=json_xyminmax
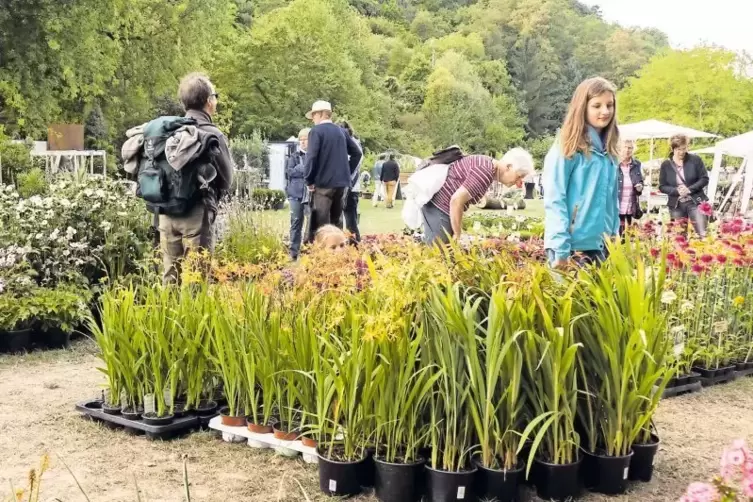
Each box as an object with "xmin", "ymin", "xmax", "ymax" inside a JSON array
[
  {"xmin": 50, "ymin": 228, "xmax": 60, "ymax": 240},
  {"xmin": 29, "ymin": 195, "xmax": 43, "ymax": 206},
  {"xmin": 100, "ymin": 221, "xmax": 112, "ymax": 232},
  {"xmin": 661, "ymin": 291, "xmax": 677, "ymax": 304},
  {"xmin": 95, "ymin": 189, "xmax": 106, "ymax": 198},
  {"xmin": 35, "ymin": 232, "xmax": 44, "ymax": 240},
  {"xmin": 66, "ymin": 227, "xmax": 77, "ymax": 239},
  {"xmin": 680, "ymin": 300, "xmax": 694, "ymax": 313},
  {"xmin": 83, "ymin": 189, "xmax": 94, "ymax": 197}
]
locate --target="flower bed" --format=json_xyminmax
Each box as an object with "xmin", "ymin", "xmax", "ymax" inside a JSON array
[
  {"xmin": 462, "ymin": 213, "xmax": 544, "ymax": 240},
  {"xmin": 91, "ymin": 236, "xmax": 673, "ymax": 499},
  {"xmin": 0, "ymin": 174, "xmax": 153, "ymax": 351}
]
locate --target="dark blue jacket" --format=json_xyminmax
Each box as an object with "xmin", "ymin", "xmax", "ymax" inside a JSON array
[
  {"xmin": 304, "ymin": 122, "xmax": 362, "ymax": 189},
  {"xmin": 285, "ymin": 149, "xmax": 307, "ymax": 199}
]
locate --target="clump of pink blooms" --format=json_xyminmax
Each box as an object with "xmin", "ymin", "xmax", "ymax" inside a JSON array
[{"xmin": 679, "ymin": 440, "xmax": 753, "ymax": 502}]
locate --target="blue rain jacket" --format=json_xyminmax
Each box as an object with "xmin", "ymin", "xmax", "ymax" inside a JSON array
[{"xmin": 543, "ymin": 127, "xmax": 619, "ymax": 262}]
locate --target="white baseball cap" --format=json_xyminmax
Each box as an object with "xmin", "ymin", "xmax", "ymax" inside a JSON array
[{"xmin": 306, "ymin": 100, "xmax": 332, "ymax": 119}]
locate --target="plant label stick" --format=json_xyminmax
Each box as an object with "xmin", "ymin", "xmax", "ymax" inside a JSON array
[
  {"xmin": 623, "ymin": 467, "xmax": 629, "ymax": 480},
  {"xmin": 144, "ymin": 394, "xmax": 155, "ymax": 415},
  {"xmin": 328, "ymin": 480, "xmax": 336, "ymax": 492},
  {"xmin": 163, "ymin": 389, "xmax": 172, "ymax": 407},
  {"xmin": 457, "ymin": 486, "xmax": 465, "ymax": 499}
]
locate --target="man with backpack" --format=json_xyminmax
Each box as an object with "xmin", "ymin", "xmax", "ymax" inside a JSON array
[{"xmin": 122, "ymin": 73, "xmax": 233, "ymax": 283}]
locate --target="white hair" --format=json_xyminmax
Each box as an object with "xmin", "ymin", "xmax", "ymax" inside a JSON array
[{"xmin": 501, "ymin": 148, "xmax": 535, "ymax": 176}]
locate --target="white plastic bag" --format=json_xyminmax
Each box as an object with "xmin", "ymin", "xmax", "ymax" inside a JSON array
[{"xmin": 402, "ymin": 163, "xmax": 450, "ymax": 230}]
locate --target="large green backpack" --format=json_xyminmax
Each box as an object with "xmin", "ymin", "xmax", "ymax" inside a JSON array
[{"xmin": 136, "ymin": 116, "xmax": 203, "ymax": 216}]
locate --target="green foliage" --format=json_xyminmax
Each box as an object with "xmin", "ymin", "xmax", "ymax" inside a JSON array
[
  {"xmin": 16, "ymin": 168, "xmax": 48, "ymax": 198},
  {"xmin": 0, "ymin": 142, "xmax": 33, "ymax": 184},
  {"xmin": 619, "ymin": 47, "xmax": 753, "ymax": 138},
  {"xmin": 1, "ymin": 0, "xmax": 679, "ymax": 165},
  {"xmin": 251, "ymin": 188, "xmax": 286, "ymax": 210}
]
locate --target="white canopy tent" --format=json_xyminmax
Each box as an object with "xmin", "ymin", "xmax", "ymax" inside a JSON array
[
  {"xmin": 706, "ymin": 131, "xmax": 753, "ymax": 215},
  {"xmin": 619, "ymin": 120, "xmax": 718, "ymax": 211}
]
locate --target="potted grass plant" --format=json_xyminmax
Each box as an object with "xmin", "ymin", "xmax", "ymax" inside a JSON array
[
  {"xmin": 208, "ymin": 295, "xmax": 245, "ymax": 427},
  {"xmin": 89, "ymin": 291, "xmax": 126, "ymax": 415},
  {"xmin": 138, "ymin": 286, "xmax": 176, "ymax": 425},
  {"xmin": 574, "ymin": 239, "xmax": 674, "ymax": 494},
  {"xmin": 423, "ymin": 283, "xmax": 477, "ymax": 502},
  {"xmin": 288, "ymin": 306, "xmax": 320, "ymax": 448},
  {"xmin": 465, "ymin": 281, "xmax": 528, "ymax": 502},
  {"xmin": 520, "ymin": 278, "xmax": 583, "ymax": 502},
  {"xmin": 237, "ymin": 284, "xmax": 274, "ymax": 434},
  {"xmin": 177, "ymin": 285, "xmax": 216, "ymax": 417},
  {"xmin": 371, "ymin": 315, "xmax": 438, "ymax": 502},
  {"xmin": 316, "ymin": 298, "xmax": 376, "ymax": 498}
]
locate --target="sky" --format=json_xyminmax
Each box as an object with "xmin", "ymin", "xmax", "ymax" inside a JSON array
[{"xmin": 579, "ymin": 0, "xmax": 753, "ymax": 55}]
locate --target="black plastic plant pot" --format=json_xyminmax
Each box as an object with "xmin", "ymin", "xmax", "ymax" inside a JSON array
[
  {"xmin": 425, "ymin": 464, "xmax": 477, "ymax": 502},
  {"xmin": 0, "ymin": 329, "xmax": 33, "ymax": 353},
  {"xmin": 172, "ymin": 402, "xmax": 187, "ymax": 418},
  {"xmin": 629, "ymin": 434, "xmax": 660, "ymax": 482},
  {"xmin": 666, "ymin": 376, "xmax": 677, "ymax": 388},
  {"xmin": 747, "ymin": 362, "xmax": 753, "ymax": 370},
  {"xmin": 102, "ymin": 403, "xmax": 122, "ymax": 415},
  {"xmin": 687, "ymin": 372, "xmax": 701, "ymax": 385},
  {"xmin": 121, "ymin": 407, "xmax": 144, "ymax": 421},
  {"xmin": 581, "ymin": 449, "xmax": 633, "ymax": 495},
  {"xmin": 532, "ymin": 457, "xmax": 582, "ymax": 502},
  {"xmin": 141, "ymin": 412, "xmax": 174, "ymax": 426},
  {"xmin": 675, "ymin": 374, "xmax": 689, "ymax": 387},
  {"xmin": 736, "ymin": 362, "xmax": 747, "ymax": 372},
  {"xmin": 41, "ymin": 328, "xmax": 71, "ymax": 349},
  {"xmin": 360, "ymin": 447, "xmax": 376, "ymax": 488},
  {"xmin": 473, "ymin": 457, "xmax": 524, "ymax": 502},
  {"xmin": 317, "ymin": 448, "xmax": 368, "ymax": 497},
  {"xmin": 374, "ymin": 457, "xmax": 425, "ymax": 502},
  {"xmin": 722, "ymin": 365, "xmax": 736, "ymax": 376},
  {"xmin": 693, "ymin": 366, "xmax": 717, "ymax": 379},
  {"xmin": 195, "ymin": 400, "xmax": 218, "ymax": 417}
]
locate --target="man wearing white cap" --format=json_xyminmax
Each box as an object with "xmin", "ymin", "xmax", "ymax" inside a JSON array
[{"xmin": 304, "ymin": 100, "xmax": 363, "ymax": 242}]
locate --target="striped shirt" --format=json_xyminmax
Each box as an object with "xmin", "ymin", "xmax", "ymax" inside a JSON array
[
  {"xmin": 431, "ymin": 155, "xmax": 495, "ymax": 215},
  {"xmin": 619, "ymin": 163, "xmax": 633, "ymax": 215}
]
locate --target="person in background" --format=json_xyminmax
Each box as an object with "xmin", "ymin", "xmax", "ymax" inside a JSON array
[
  {"xmin": 303, "ymin": 100, "xmax": 362, "ymax": 242},
  {"xmin": 659, "ymin": 133, "xmax": 709, "ymax": 238},
  {"xmin": 285, "ymin": 127, "xmax": 310, "ymax": 260},
  {"xmin": 422, "ymin": 148, "xmax": 535, "ymax": 245},
  {"xmin": 544, "ymin": 77, "xmax": 620, "ymax": 269},
  {"xmin": 380, "ymin": 154, "xmax": 400, "ymax": 209},
  {"xmin": 617, "ymin": 138, "xmax": 644, "ymax": 234},
  {"xmin": 340, "ymin": 121, "xmax": 363, "ymax": 243},
  {"xmin": 524, "ymin": 172, "xmax": 536, "ymax": 199},
  {"xmin": 160, "ymin": 73, "xmax": 233, "ymax": 283},
  {"xmin": 372, "ymin": 154, "xmax": 385, "ymax": 207},
  {"xmin": 314, "ymin": 224, "xmax": 348, "ymax": 251}
]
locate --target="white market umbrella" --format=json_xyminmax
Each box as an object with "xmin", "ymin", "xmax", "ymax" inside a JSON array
[{"xmin": 619, "ymin": 120, "xmax": 718, "ymax": 210}]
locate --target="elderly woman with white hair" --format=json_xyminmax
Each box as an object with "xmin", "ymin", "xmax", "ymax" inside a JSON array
[
  {"xmin": 617, "ymin": 138, "xmax": 644, "ymax": 234},
  {"xmin": 421, "ymin": 148, "xmax": 535, "ymax": 245}
]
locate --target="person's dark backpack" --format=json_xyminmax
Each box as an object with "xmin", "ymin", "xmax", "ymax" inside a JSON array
[
  {"xmin": 418, "ymin": 145, "xmax": 465, "ymax": 170},
  {"xmin": 136, "ymin": 116, "xmax": 204, "ymax": 216}
]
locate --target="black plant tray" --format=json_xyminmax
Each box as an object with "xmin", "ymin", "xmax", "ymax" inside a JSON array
[
  {"xmin": 662, "ymin": 380, "xmax": 702, "ymax": 398},
  {"xmin": 76, "ymin": 400, "xmax": 203, "ymax": 440},
  {"xmin": 735, "ymin": 367, "xmax": 753, "ymax": 378},
  {"xmin": 698, "ymin": 371, "xmax": 738, "ymax": 387}
]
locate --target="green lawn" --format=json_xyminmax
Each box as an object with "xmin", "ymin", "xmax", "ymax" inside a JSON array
[{"xmin": 260, "ymin": 197, "xmax": 545, "ymax": 236}]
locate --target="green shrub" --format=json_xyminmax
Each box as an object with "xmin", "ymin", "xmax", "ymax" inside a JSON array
[
  {"xmin": 251, "ymin": 188, "xmax": 286, "ymax": 210},
  {"xmin": 16, "ymin": 167, "xmax": 48, "ymax": 198},
  {"xmin": 0, "ymin": 141, "xmax": 33, "ymax": 184}
]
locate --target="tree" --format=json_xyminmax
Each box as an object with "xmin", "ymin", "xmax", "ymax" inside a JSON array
[
  {"xmin": 619, "ymin": 47, "xmax": 753, "ymax": 137},
  {"xmin": 84, "ymin": 105, "xmax": 108, "ymax": 150}
]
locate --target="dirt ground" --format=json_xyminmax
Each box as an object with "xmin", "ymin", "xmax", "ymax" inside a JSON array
[{"xmin": 0, "ymin": 339, "xmax": 750, "ymax": 502}]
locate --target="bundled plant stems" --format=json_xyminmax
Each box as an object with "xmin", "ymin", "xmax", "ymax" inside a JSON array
[{"xmin": 90, "ymin": 228, "xmax": 752, "ymax": 494}]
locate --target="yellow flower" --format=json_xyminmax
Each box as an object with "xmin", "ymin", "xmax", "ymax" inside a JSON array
[{"xmin": 734, "ymin": 296, "xmax": 745, "ymax": 307}]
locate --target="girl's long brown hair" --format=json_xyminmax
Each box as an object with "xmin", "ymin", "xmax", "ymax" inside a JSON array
[{"xmin": 560, "ymin": 77, "xmax": 619, "ymax": 159}]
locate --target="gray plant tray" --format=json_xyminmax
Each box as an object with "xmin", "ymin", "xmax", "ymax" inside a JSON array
[{"xmin": 76, "ymin": 399, "xmax": 202, "ymax": 440}]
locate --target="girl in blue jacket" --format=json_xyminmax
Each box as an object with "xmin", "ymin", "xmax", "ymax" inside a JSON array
[{"xmin": 543, "ymin": 77, "xmax": 620, "ymax": 269}]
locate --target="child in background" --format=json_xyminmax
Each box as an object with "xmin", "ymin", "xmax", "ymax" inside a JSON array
[
  {"xmin": 314, "ymin": 224, "xmax": 348, "ymax": 252},
  {"xmin": 543, "ymin": 77, "xmax": 620, "ymax": 269}
]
